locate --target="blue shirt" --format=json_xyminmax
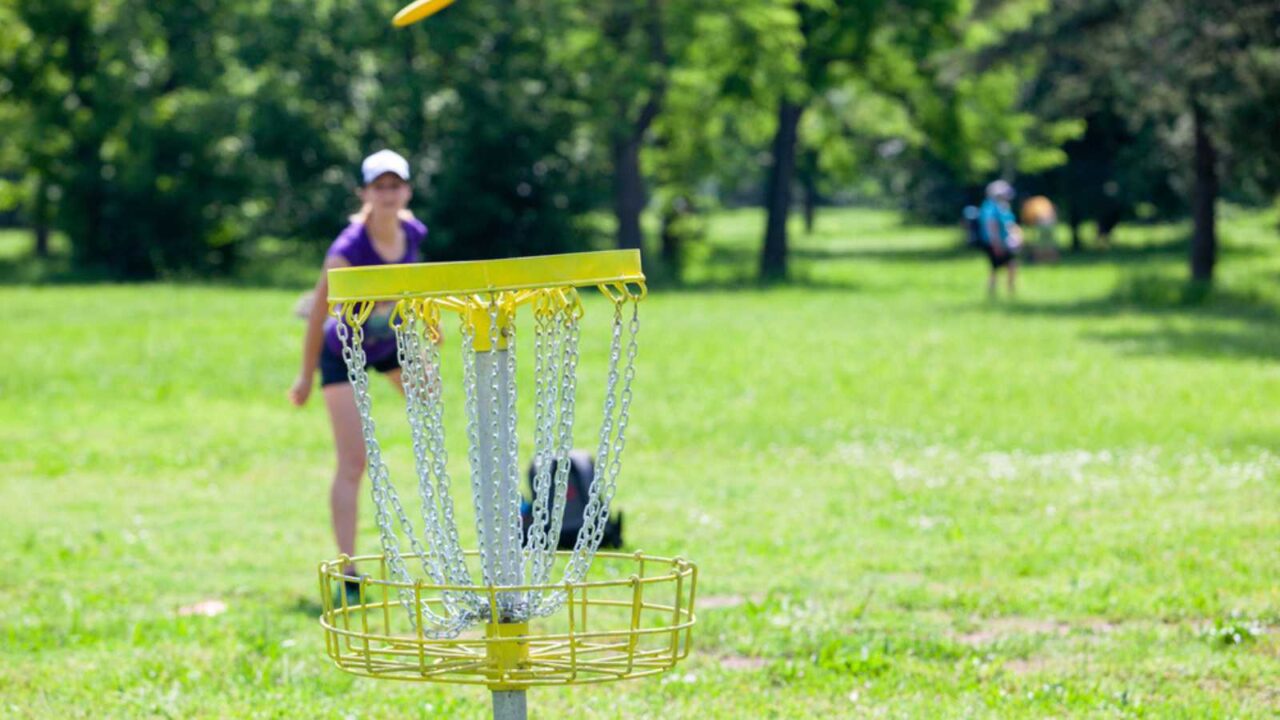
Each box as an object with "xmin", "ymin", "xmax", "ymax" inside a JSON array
[{"xmin": 979, "ymin": 199, "xmax": 1015, "ymax": 246}]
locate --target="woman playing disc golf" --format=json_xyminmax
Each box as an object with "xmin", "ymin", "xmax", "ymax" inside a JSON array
[{"xmin": 288, "ymin": 149, "xmax": 427, "ymax": 597}]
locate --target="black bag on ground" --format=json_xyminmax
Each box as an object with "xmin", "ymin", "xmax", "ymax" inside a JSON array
[{"xmin": 521, "ymin": 450, "xmax": 624, "ymax": 550}]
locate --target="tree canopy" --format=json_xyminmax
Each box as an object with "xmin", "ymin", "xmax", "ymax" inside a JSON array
[{"xmin": 0, "ymin": 0, "xmax": 1275, "ymax": 281}]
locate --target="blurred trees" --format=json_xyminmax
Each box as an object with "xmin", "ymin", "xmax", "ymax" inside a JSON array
[
  {"xmin": 0, "ymin": 0, "xmax": 601, "ymax": 277},
  {"xmin": 2, "ymin": 0, "xmax": 257, "ymax": 277},
  {"xmin": 999, "ymin": 0, "xmax": 1280, "ymax": 280},
  {"xmin": 0, "ymin": 0, "xmax": 1276, "ymax": 282},
  {"xmin": 754, "ymin": 0, "xmax": 970, "ymax": 280}
]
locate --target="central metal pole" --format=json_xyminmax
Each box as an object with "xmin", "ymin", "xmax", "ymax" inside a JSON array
[
  {"xmin": 476, "ymin": 334, "xmax": 529, "ymax": 720},
  {"xmin": 491, "ymin": 690, "xmax": 528, "ymax": 720},
  {"xmin": 475, "ymin": 347, "xmax": 522, "ymax": 615}
]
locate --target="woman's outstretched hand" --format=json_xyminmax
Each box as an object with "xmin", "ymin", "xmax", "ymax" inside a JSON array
[{"xmin": 289, "ymin": 373, "xmax": 312, "ymax": 407}]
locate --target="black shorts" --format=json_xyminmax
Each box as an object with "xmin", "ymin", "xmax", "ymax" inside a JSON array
[
  {"xmin": 984, "ymin": 244, "xmax": 1016, "ymax": 269},
  {"xmin": 319, "ymin": 343, "xmax": 401, "ymax": 387}
]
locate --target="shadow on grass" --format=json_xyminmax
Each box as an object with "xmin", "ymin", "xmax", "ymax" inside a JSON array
[
  {"xmin": 658, "ymin": 274, "xmax": 863, "ymax": 294},
  {"xmin": 1005, "ymin": 273, "xmax": 1280, "ymax": 362},
  {"xmin": 1081, "ymin": 325, "xmax": 1280, "ymax": 361},
  {"xmin": 0, "ymin": 244, "xmax": 321, "ymax": 290},
  {"xmin": 792, "ymin": 244, "xmax": 974, "ymax": 263},
  {"xmin": 653, "ymin": 239, "xmax": 864, "ymax": 293},
  {"xmin": 0, "ymin": 252, "xmax": 94, "ymax": 285},
  {"xmin": 291, "ymin": 596, "xmax": 324, "ymax": 617}
]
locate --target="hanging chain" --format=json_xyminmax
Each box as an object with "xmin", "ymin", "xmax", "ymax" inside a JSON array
[
  {"xmin": 524, "ymin": 292, "xmax": 570, "ymax": 611},
  {"xmin": 335, "ymin": 281, "xmax": 638, "ymax": 630},
  {"xmin": 597, "ymin": 300, "xmax": 640, "ymax": 539},
  {"xmin": 526, "ymin": 293, "xmax": 555, "ymax": 564},
  {"xmin": 414, "ymin": 303, "xmax": 479, "ymax": 615},
  {"xmin": 531, "ymin": 292, "xmax": 582, "ymax": 616},
  {"xmin": 459, "ymin": 306, "xmax": 492, "ymax": 609},
  {"xmin": 395, "ymin": 304, "xmax": 477, "ymax": 627},
  {"xmin": 484, "ymin": 298, "xmax": 506, "ymax": 596},
  {"xmin": 561, "ymin": 293, "xmax": 638, "ymax": 588},
  {"xmin": 335, "ymin": 305, "xmax": 421, "ymax": 626},
  {"xmin": 396, "ymin": 309, "xmax": 448, "ymax": 587}
]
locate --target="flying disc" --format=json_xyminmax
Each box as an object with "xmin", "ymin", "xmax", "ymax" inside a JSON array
[{"xmin": 393, "ymin": 0, "xmax": 456, "ymax": 27}]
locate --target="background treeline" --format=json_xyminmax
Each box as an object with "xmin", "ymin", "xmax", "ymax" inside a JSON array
[{"xmin": 1, "ymin": 0, "xmax": 1277, "ymax": 281}]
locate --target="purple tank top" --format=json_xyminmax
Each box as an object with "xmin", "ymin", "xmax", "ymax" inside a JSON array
[{"xmin": 323, "ymin": 219, "xmax": 427, "ymax": 362}]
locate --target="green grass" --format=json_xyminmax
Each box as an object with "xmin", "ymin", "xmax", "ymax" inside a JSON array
[{"xmin": 2, "ymin": 207, "xmax": 1278, "ymax": 717}]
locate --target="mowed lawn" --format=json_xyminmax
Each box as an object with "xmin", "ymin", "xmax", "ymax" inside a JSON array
[{"xmin": 1, "ymin": 208, "xmax": 1277, "ymax": 717}]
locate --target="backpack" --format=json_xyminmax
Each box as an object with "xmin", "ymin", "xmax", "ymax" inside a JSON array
[
  {"xmin": 963, "ymin": 205, "xmax": 984, "ymax": 247},
  {"xmin": 521, "ymin": 450, "xmax": 624, "ymax": 550}
]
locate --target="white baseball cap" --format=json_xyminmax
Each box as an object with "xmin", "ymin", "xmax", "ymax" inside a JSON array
[
  {"xmin": 361, "ymin": 149, "xmax": 411, "ymax": 185},
  {"xmin": 986, "ymin": 179, "xmax": 1015, "ymax": 200}
]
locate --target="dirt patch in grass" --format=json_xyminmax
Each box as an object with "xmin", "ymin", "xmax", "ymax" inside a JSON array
[
  {"xmin": 1002, "ymin": 657, "xmax": 1054, "ymax": 675},
  {"xmin": 954, "ymin": 616, "xmax": 1121, "ymax": 647},
  {"xmin": 719, "ymin": 654, "xmax": 769, "ymax": 671}
]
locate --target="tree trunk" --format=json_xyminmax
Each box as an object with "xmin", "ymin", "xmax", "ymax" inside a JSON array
[
  {"xmin": 1190, "ymin": 100, "xmax": 1217, "ymax": 282},
  {"xmin": 33, "ymin": 174, "xmax": 50, "ymax": 258},
  {"xmin": 761, "ymin": 101, "xmax": 803, "ymax": 281},
  {"xmin": 1069, "ymin": 207, "xmax": 1082, "ymax": 252},
  {"xmin": 606, "ymin": 0, "xmax": 668, "ymax": 254},
  {"xmin": 612, "ymin": 134, "xmax": 645, "ymax": 252},
  {"xmin": 800, "ymin": 150, "xmax": 818, "ymax": 235}
]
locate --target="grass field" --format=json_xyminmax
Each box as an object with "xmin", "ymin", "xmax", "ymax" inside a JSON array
[{"xmin": 1, "ymin": 208, "xmax": 1278, "ymax": 717}]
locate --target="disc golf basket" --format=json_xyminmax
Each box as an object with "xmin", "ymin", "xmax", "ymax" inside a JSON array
[{"xmin": 316, "ymin": 250, "xmax": 697, "ymax": 719}]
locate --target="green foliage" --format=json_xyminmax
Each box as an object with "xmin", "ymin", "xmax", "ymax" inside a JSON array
[
  {"xmin": 0, "ymin": 0, "xmax": 1276, "ymax": 279},
  {"xmin": 0, "ymin": 1, "xmax": 262, "ymax": 277},
  {"xmin": 647, "ymin": 0, "xmax": 801, "ymax": 208},
  {"xmin": 1017, "ymin": 0, "xmax": 1280, "ymax": 250},
  {"xmin": 0, "ymin": 0, "xmax": 604, "ymax": 277}
]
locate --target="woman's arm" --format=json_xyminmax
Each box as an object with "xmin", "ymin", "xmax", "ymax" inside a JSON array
[{"xmin": 289, "ymin": 255, "xmax": 350, "ymax": 406}]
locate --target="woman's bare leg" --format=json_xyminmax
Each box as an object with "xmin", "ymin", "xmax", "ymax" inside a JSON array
[
  {"xmin": 324, "ymin": 382, "xmax": 366, "ymax": 576},
  {"xmin": 324, "ymin": 369, "xmax": 405, "ymax": 577}
]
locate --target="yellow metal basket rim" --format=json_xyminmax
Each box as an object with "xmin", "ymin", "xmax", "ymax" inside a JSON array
[
  {"xmin": 318, "ymin": 613, "xmax": 697, "ymax": 647},
  {"xmin": 319, "ymin": 550, "xmax": 693, "ymax": 593},
  {"xmin": 327, "ymin": 249, "xmax": 644, "ymax": 303}
]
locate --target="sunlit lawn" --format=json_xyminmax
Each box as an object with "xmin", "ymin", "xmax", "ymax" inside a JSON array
[{"xmin": 1, "ymin": 207, "xmax": 1277, "ymax": 717}]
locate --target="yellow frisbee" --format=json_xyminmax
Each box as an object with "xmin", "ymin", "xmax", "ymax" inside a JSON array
[{"xmin": 393, "ymin": 0, "xmax": 456, "ymax": 27}]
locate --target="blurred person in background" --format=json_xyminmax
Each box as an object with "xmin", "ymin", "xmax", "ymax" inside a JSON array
[
  {"xmin": 1021, "ymin": 194, "xmax": 1060, "ymax": 263},
  {"xmin": 979, "ymin": 180, "xmax": 1023, "ymax": 297}
]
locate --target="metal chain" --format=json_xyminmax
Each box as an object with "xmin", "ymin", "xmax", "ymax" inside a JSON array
[
  {"xmin": 335, "ymin": 306, "xmax": 420, "ymax": 626},
  {"xmin": 598, "ymin": 301, "xmax": 640, "ymax": 534},
  {"xmin": 414, "ymin": 305, "xmax": 479, "ymax": 615},
  {"xmin": 396, "ymin": 310, "xmax": 449, "ymax": 587},
  {"xmin": 459, "ymin": 306, "xmax": 492, "ymax": 613},
  {"xmin": 484, "ymin": 299, "xmax": 506, "ymax": 597},
  {"xmin": 562, "ymin": 295, "xmax": 638, "ymax": 587},
  {"xmin": 526, "ymin": 293, "xmax": 554, "ymax": 565},
  {"xmin": 589, "ymin": 301, "xmax": 639, "ymax": 545},
  {"xmin": 531, "ymin": 296, "xmax": 581, "ymax": 616},
  {"xmin": 395, "ymin": 306, "xmax": 477, "ymax": 626},
  {"xmin": 523, "ymin": 293, "xmax": 567, "ymax": 610},
  {"xmin": 335, "ymin": 284, "xmax": 636, "ymax": 630}
]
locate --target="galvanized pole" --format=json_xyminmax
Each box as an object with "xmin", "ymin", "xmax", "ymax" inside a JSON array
[
  {"xmin": 492, "ymin": 689, "xmax": 528, "ymax": 720},
  {"xmin": 477, "ymin": 345, "xmax": 528, "ymax": 720}
]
